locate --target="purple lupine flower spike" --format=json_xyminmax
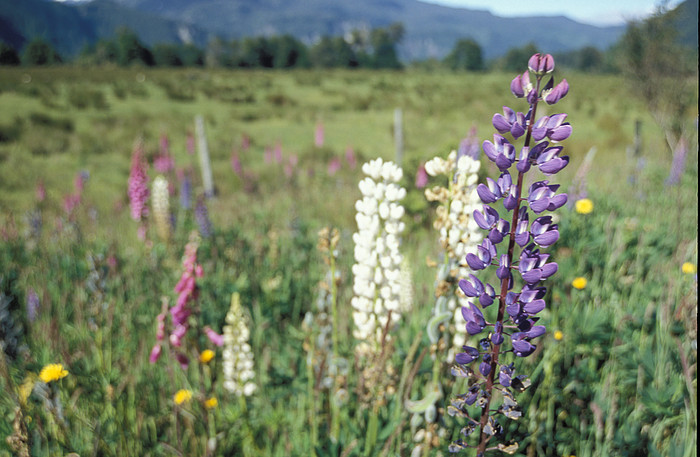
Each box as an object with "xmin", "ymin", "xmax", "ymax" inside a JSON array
[{"xmin": 450, "ymin": 52, "xmax": 570, "ymax": 455}]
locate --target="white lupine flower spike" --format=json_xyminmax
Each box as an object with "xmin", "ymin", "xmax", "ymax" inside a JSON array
[{"xmin": 351, "ymin": 158, "xmax": 406, "ymax": 356}]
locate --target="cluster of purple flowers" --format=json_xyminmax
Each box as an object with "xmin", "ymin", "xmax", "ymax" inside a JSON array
[
  {"xmin": 449, "ymin": 53, "xmax": 570, "ymax": 455},
  {"xmin": 150, "ymin": 232, "xmax": 204, "ymax": 368}
]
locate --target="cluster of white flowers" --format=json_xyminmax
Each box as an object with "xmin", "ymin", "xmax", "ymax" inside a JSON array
[
  {"xmin": 424, "ymin": 150, "xmax": 483, "ymax": 359},
  {"xmin": 351, "ymin": 158, "xmax": 406, "ymax": 355},
  {"xmin": 222, "ymin": 292, "xmax": 256, "ymax": 396},
  {"xmin": 151, "ymin": 175, "xmax": 170, "ymax": 240}
]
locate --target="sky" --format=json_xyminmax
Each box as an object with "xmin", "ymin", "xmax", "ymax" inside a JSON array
[{"xmin": 419, "ymin": 0, "xmax": 683, "ymax": 26}]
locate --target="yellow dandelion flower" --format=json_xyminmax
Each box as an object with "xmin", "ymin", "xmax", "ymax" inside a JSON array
[
  {"xmin": 199, "ymin": 349, "xmax": 215, "ymax": 364},
  {"xmin": 572, "ymin": 277, "xmax": 587, "ymax": 290},
  {"xmin": 204, "ymin": 397, "xmax": 218, "ymax": 409},
  {"xmin": 554, "ymin": 330, "xmax": 564, "ymax": 341},
  {"xmin": 174, "ymin": 389, "xmax": 192, "ymax": 405},
  {"xmin": 575, "ymin": 198, "xmax": 593, "ymax": 215},
  {"xmin": 39, "ymin": 363, "xmax": 69, "ymax": 383},
  {"xmin": 681, "ymin": 262, "xmax": 696, "ymax": 274}
]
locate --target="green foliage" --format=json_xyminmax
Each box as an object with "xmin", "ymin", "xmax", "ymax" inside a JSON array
[
  {"xmin": 0, "ymin": 41, "xmax": 20, "ymax": 66},
  {"xmin": 443, "ymin": 38, "xmax": 483, "ymax": 71},
  {"xmin": 21, "ymin": 38, "xmax": 62, "ymax": 66}
]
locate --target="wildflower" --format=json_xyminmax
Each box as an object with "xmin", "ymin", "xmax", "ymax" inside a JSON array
[
  {"xmin": 166, "ymin": 232, "xmax": 203, "ymax": 366},
  {"xmin": 26, "ymin": 289, "xmax": 40, "ymax": 322},
  {"xmin": 328, "ymin": 157, "xmax": 342, "ymax": 175},
  {"xmin": 423, "ymin": 148, "xmax": 483, "ymax": 359},
  {"xmin": 127, "ymin": 140, "xmax": 149, "ymax": 222},
  {"xmin": 152, "ymin": 176, "xmax": 171, "ymax": 240},
  {"xmin": 39, "ymin": 363, "xmax": 68, "ymax": 383},
  {"xmin": 572, "ymin": 277, "xmax": 587, "ymax": 290},
  {"xmin": 351, "ymin": 158, "xmax": 406, "ymax": 354},
  {"xmin": 681, "ymin": 262, "xmax": 696, "ymax": 274},
  {"xmin": 195, "ymin": 197, "xmax": 213, "ymax": 238},
  {"xmin": 204, "ymin": 326, "xmax": 224, "ymax": 347},
  {"xmin": 174, "ymin": 389, "xmax": 192, "ymax": 405},
  {"xmin": 154, "ymin": 134, "xmax": 175, "ymax": 174},
  {"xmin": 451, "ymin": 52, "xmax": 570, "ymax": 454},
  {"xmin": 554, "ymin": 330, "xmax": 563, "ymax": 341},
  {"xmin": 415, "ymin": 163, "xmax": 429, "ymax": 188},
  {"xmin": 204, "ymin": 397, "xmax": 218, "ymax": 409},
  {"xmin": 575, "ymin": 198, "xmax": 594, "ymax": 214},
  {"xmin": 223, "ymin": 292, "xmax": 257, "ymax": 396},
  {"xmin": 199, "ymin": 349, "xmax": 215, "ymax": 363}
]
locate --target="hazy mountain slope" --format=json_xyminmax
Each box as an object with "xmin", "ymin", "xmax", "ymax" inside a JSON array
[
  {"xmin": 0, "ymin": 0, "xmax": 208, "ymax": 56},
  {"xmin": 101, "ymin": 0, "xmax": 626, "ymax": 59}
]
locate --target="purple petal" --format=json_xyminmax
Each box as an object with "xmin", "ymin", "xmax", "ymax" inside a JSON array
[
  {"xmin": 540, "ymin": 262, "xmax": 558, "ymax": 278},
  {"xmin": 523, "ymin": 299, "xmax": 546, "ymax": 314},
  {"xmin": 495, "ymin": 153, "xmax": 513, "ymax": 171},
  {"xmin": 511, "ymin": 122, "xmax": 525, "ymax": 139},
  {"xmin": 534, "ymin": 230, "xmax": 560, "ymax": 247},
  {"xmin": 521, "ymin": 269, "xmax": 543, "ymax": 284},
  {"xmin": 459, "ymin": 276, "xmax": 482, "ymax": 297},
  {"xmin": 547, "ymin": 193, "xmax": 568, "ymax": 211},
  {"xmin": 482, "ymin": 140, "xmax": 498, "ymax": 162},
  {"xmin": 529, "ymin": 198, "xmax": 550, "ymax": 214},
  {"xmin": 549, "ymin": 124, "xmax": 572, "ymax": 142},
  {"xmin": 466, "ymin": 253, "xmax": 487, "ymax": 270},
  {"xmin": 474, "ymin": 208, "xmax": 492, "ymax": 230},
  {"xmin": 512, "ymin": 339, "xmax": 536, "ymax": 357},
  {"xmin": 479, "ymin": 361, "xmax": 491, "ymax": 377},
  {"xmin": 477, "ymin": 184, "xmax": 498, "ymax": 204},
  {"xmin": 544, "ymin": 79, "xmax": 569, "ymax": 104},
  {"xmin": 492, "ymin": 113, "xmax": 511, "ymax": 133},
  {"xmin": 456, "ymin": 347, "xmax": 479, "ymax": 364},
  {"xmin": 525, "ymin": 325, "xmax": 546, "ymax": 338},
  {"xmin": 510, "ymin": 74, "xmax": 524, "ymax": 98},
  {"xmin": 546, "ymin": 113, "xmax": 568, "ymax": 129},
  {"xmin": 489, "ymin": 228, "xmax": 505, "ymax": 244}
]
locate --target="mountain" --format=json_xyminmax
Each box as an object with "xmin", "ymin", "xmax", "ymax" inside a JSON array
[
  {"xmin": 97, "ymin": 0, "xmax": 626, "ymax": 60},
  {"xmin": 1, "ymin": 0, "xmax": 629, "ymax": 60},
  {"xmin": 0, "ymin": 0, "xmax": 208, "ymax": 57}
]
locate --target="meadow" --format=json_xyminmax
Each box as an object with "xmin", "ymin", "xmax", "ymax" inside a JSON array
[{"xmin": 0, "ymin": 64, "xmax": 697, "ymax": 457}]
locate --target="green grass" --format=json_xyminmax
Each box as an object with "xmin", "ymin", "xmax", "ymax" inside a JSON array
[{"xmin": 0, "ymin": 65, "xmax": 697, "ymax": 457}]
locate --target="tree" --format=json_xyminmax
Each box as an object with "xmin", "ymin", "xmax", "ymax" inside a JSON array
[
  {"xmin": 309, "ymin": 36, "xmax": 357, "ymax": 68},
  {"xmin": 115, "ymin": 28, "xmax": 153, "ymax": 66},
  {"xmin": 270, "ymin": 35, "xmax": 308, "ymax": 68},
  {"xmin": 21, "ymin": 38, "xmax": 61, "ymax": 65},
  {"xmin": 617, "ymin": 3, "xmax": 698, "ymax": 156},
  {"xmin": 444, "ymin": 38, "xmax": 483, "ymax": 71},
  {"xmin": 0, "ymin": 41, "xmax": 20, "ymax": 66},
  {"xmin": 370, "ymin": 23, "xmax": 403, "ymax": 69},
  {"xmin": 153, "ymin": 44, "xmax": 183, "ymax": 67},
  {"xmin": 179, "ymin": 44, "xmax": 204, "ymax": 67}
]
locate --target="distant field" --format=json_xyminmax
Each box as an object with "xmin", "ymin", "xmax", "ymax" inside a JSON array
[{"xmin": 0, "ymin": 66, "xmax": 673, "ymax": 226}]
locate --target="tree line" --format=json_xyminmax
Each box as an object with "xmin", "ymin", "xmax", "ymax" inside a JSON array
[
  {"xmin": 0, "ymin": 24, "xmax": 405, "ymax": 70},
  {"xmin": 1, "ymin": 15, "xmax": 694, "ymax": 74}
]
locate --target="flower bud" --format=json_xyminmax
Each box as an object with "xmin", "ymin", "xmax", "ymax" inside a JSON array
[{"xmin": 528, "ymin": 53, "xmax": 554, "ymax": 75}]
